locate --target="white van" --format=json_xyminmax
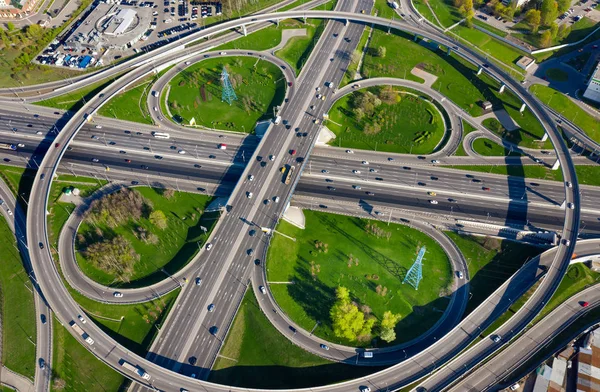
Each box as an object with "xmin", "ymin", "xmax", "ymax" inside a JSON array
[
  {"xmin": 362, "ymin": 352, "xmax": 373, "ymax": 358},
  {"xmin": 151, "ymin": 132, "xmax": 170, "ymax": 139}
]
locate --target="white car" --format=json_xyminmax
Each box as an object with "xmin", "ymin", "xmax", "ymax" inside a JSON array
[
  {"xmin": 17, "ymin": 143, "xmax": 25, "ymax": 148},
  {"xmin": 95, "ymin": 125, "xmax": 102, "ymax": 129},
  {"xmin": 247, "ymin": 192, "xmax": 253, "ymax": 198},
  {"xmin": 78, "ymin": 315, "xmax": 86, "ymax": 324},
  {"xmin": 369, "ymin": 168, "xmax": 377, "ymax": 172},
  {"xmin": 269, "ymin": 155, "xmax": 275, "ymax": 161},
  {"xmin": 432, "ymin": 159, "xmax": 440, "ymax": 164},
  {"xmin": 274, "ymin": 196, "xmax": 280, "ymax": 203},
  {"xmin": 113, "ymin": 292, "xmax": 123, "ymax": 298},
  {"xmin": 360, "ymin": 387, "xmax": 371, "ymax": 392},
  {"xmin": 362, "ymin": 161, "xmax": 369, "ymax": 165},
  {"xmin": 352, "ymin": 170, "xmax": 361, "ymax": 174},
  {"xmin": 219, "ymin": 51, "xmax": 227, "ymax": 55},
  {"xmin": 92, "ymin": 158, "xmax": 99, "ymax": 163},
  {"xmin": 248, "ymin": 175, "xmax": 254, "ymax": 181},
  {"xmin": 353, "ymin": 185, "xmax": 361, "ymax": 190},
  {"xmin": 259, "ymin": 286, "xmax": 267, "ymax": 294},
  {"xmin": 206, "ymin": 243, "xmax": 213, "ymax": 251},
  {"xmin": 153, "ymin": 107, "xmax": 158, "ymax": 111},
  {"xmin": 429, "ymin": 200, "xmax": 438, "ymax": 204},
  {"xmin": 178, "ymin": 150, "xmax": 186, "ymax": 154},
  {"xmin": 492, "ymin": 334, "xmax": 501, "ymax": 343},
  {"xmin": 36, "ymin": 131, "xmax": 43, "ymax": 135},
  {"xmin": 457, "ymin": 271, "xmax": 464, "ymax": 279},
  {"xmin": 566, "ymin": 181, "xmax": 572, "ymax": 188},
  {"xmin": 346, "ymin": 150, "xmax": 354, "ymax": 154}
]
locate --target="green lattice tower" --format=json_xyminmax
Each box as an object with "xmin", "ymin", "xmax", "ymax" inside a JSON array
[
  {"xmin": 403, "ymin": 246, "xmax": 426, "ymax": 290},
  {"xmin": 221, "ymin": 67, "xmax": 237, "ymax": 105}
]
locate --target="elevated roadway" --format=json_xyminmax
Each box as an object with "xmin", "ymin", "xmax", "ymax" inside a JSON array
[{"xmin": 24, "ymin": 8, "xmax": 579, "ymax": 392}]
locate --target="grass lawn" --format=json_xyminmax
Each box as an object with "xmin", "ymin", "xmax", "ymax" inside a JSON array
[
  {"xmin": 70, "ymin": 289, "xmax": 180, "ymax": 356},
  {"xmin": 52, "ymin": 317, "xmax": 127, "ymax": 392},
  {"xmin": 76, "ymin": 187, "xmax": 216, "ymax": 287},
  {"xmin": 414, "ymin": 0, "xmax": 461, "ymax": 28},
  {"xmin": 373, "ymin": 0, "xmax": 397, "ymax": 20},
  {"xmin": 214, "ymin": 24, "xmax": 282, "ymax": 51},
  {"xmin": 454, "ymin": 121, "xmax": 477, "ymax": 156},
  {"xmin": 267, "ymin": 210, "xmax": 453, "ymax": 347},
  {"xmin": 472, "ymin": 19, "xmax": 508, "ymax": 38},
  {"xmin": 35, "ymin": 77, "xmax": 117, "ymax": 111},
  {"xmin": 545, "ymin": 68, "xmax": 569, "ymax": 82},
  {"xmin": 471, "ymin": 137, "xmax": 524, "ymax": 156},
  {"xmin": 363, "ymin": 28, "xmax": 489, "ymax": 117},
  {"xmin": 167, "ymin": 56, "xmax": 285, "ymax": 132},
  {"xmin": 326, "ymin": 87, "xmax": 446, "ymax": 154},
  {"xmin": 530, "ymin": 84, "xmax": 600, "ymax": 144},
  {"xmin": 209, "ymin": 289, "xmax": 384, "ymax": 389},
  {"xmin": 446, "ymin": 232, "xmax": 543, "ymax": 316},
  {"xmin": 97, "ymin": 78, "xmax": 154, "ymax": 125},
  {"xmin": 0, "ymin": 216, "xmax": 36, "ymax": 379}
]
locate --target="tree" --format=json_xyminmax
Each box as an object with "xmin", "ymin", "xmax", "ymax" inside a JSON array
[
  {"xmin": 539, "ymin": 29, "xmax": 553, "ymax": 47},
  {"xmin": 557, "ymin": 0, "xmax": 570, "ymax": 13},
  {"xmin": 376, "ymin": 46, "xmax": 386, "ymax": 58},
  {"xmin": 558, "ymin": 23, "xmax": 571, "ymax": 39},
  {"xmin": 6, "ymin": 22, "xmax": 14, "ymax": 32},
  {"xmin": 81, "ymin": 236, "xmax": 139, "ymax": 282},
  {"xmin": 353, "ymin": 107, "xmax": 365, "ymax": 121},
  {"xmin": 550, "ymin": 21, "xmax": 559, "ymax": 39},
  {"xmin": 380, "ymin": 328, "xmax": 396, "ymax": 343},
  {"xmin": 525, "ymin": 9, "xmax": 541, "ymax": 33},
  {"xmin": 330, "ymin": 287, "xmax": 374, "ymax": 341},
  {"xmin": 541, "ymin": 0, "xmax": 558, "ymax": 26},
  {"xmin": 381, "ymin": 311, "xmax": 402, "ymax": 329},
  {"xmin": 150, "ymin": 210, "xmax": 168, "ymax": 230},
  {"xmin": 458, "ymin": 0, "xmax": 474, "ymax": 25}
]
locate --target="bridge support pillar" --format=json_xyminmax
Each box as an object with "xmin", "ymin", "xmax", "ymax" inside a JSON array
[
  {"xmin": 499, "ymin": 84, "xmax": 506, "ymax": 94},
  {"xmin": 242, "ymin": 24, "xmax": 247, "ymax": 36},
  {"xmin": 476, "ymin": 67, "xmax": 483, "ymax": 76},
  {"xmin": 541, "ymin": 132, "xmax": 549, "ymax": 142},
  {"xmin": 413, "ymin": 34, "xmax": 418, "ymax": 42},
  {"xmin": 276, "ymin": 19, "xmax": 280, "ymax": 26},
  {"xmin": 446, "ymin": 46, "xmax": 451, "ymax": 56},
  {"xmin": 345, "ymin": 19, "xmax": 349, "ymax": 26},
  {"xmin": 552, "ymin": 159, "xmax": 561, "ymax": 171},
  {"xmin": 303, "ymin": 16, "xmax": 306, "ymax": 24},
  {"xmin": 519, "ymin": 103, "xmax": 526, "ymax": 113}
]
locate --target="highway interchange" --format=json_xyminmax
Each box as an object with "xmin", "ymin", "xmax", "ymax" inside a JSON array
[{"xmin": 0, "ymin": 0, "xmax": 595, "ymax": 391}]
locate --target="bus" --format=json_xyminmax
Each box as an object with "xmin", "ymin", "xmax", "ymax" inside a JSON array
[
  {"xmin": 284, "ymin": 165, "xmax": 295, "ymax": 185},
  {"xmin": 0, "ymin": 143, "xmax": 17, "ymax": 151},
  {"xmin": 151, "ymin": 132, "xmax": 170, "ymax": 139}
]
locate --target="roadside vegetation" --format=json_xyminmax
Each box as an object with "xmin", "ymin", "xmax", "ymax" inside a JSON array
[
  {"xmin": 327, "ymin": 86, "xmax": 446, "ymax": 154},
  {"xmin": 210, "ymin": 289, "xmax": 384, "ymax": 388},
  {"xmin": 52, "ymin": 317, "xmax": 127, "ymax": 392},
  {"xmin": 267, "ymin": 210, "xmax": 452, "ymax": 347},
  {"xmin": 530, "ymin": 84, "xmax": 600, "ymax": 144},
  {"xmin": 361, "ymin": 29, "xmax": 547, "ymax": 148},
  {"xmin": 167, "ymin": 56, "xmax": 284, "ymax": 132},
  {"xmin": 0, "ymin": 0, "xmax": 93, "ymax": 88},
  {"xmin": 76, "ymin": 187, "xmax": 215, "ymax": 287},
  {"xmin": 0, "ymin": 216, "xmax": 36, "ymax": 379},
  {"xmin": 471, "ymin": 137, "xmax": 524, "ymax": 156},
  {"xmin": 446, "ymin": 232, "xmax": 543, "ymax": 316},
  {"xmin": 35, "ymin": 78, "xmax": 117, "ymax": 112},
  {"xmin": 97, "ymin": 78, "xmax": 154, "ymax": 125}
]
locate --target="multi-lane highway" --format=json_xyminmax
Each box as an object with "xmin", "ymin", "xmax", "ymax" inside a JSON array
[{"xmin": 11, "ymin": 6, "xmax": 583, "ymax": 392}]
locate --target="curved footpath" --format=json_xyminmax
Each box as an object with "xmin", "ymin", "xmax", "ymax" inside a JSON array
[
  {"xmin": 0, "ymin": 178, "xmax": 51, "ymax": 392},
  {"xmin": 25, "ymin": 10, "xmax": 579, "ymax": 392}
]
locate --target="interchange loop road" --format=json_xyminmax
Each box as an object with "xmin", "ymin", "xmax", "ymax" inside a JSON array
[{"xmin": 17, "ymin": 5, "xmax": 582, "ymax": 392}]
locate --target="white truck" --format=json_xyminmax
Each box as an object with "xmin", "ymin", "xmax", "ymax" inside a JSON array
[
  {"xmin": 69, "ymin": 321, "xmax": 94, "ymax": 345},
  {"xmin": 274, "ymin": 116, "xmax": 282, "ymax": 125},
  {"xmin": 120, "ymin": 360, "xmax": 151, "ymax": 380},
  {"xmin": 390, "ymin": 0, "xmax": 400, "ymax": 8}
]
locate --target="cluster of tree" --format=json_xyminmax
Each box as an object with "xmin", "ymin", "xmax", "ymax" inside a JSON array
[
  {"xmin": 365, "ymin": 222, "xmax": 392, "ymax": 240},
  {"xmin": 81, "ymin": 235, "xmax": 139, "ymax": 282},
  {"xmin": 86, "ymin": 188, "xmax": 150, "ymax": 228},
  {"xmin": 314, "ymin": 240, "xmax": 329, "ymax": 253},
  {"xmin": 522, "ymin": 0, "xmax": 571, "ymax": 46},
  {"xmin": 330, "ymin": 287, "xmax": 402, "ymax": 343},
  {"xmin": 350, "ymin": 90, "xmax": 383, "ymax": 122},
  {"xmin": 454, "ymin": 0, "xmax": 475, "ymax": 25}
]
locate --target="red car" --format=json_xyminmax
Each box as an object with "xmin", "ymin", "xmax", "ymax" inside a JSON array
[
  {"xmin": 55, "ymin": 143, "xmax": 60, "ymax": 148},
  {"xmin": 482, "ymin": 187, "xmax": 490, "ymax": 191},
  {"xmin": 288, "ymin": 82, "xmax": 293, "ymax": 87},
  {"xmin": 124, "ymin": 159, "xmax": 131, "ymax": 163},
  {"xmin": 290, "ymin": 149, "xmax": 296, "ymax": 155},
  {"xmin": 582, "ymin": 301, "xmax": 590, "ymax": 307}
]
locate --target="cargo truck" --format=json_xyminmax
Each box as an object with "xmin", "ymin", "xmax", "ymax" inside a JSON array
[
  {"xmin": 120, "ymin": 360, "xmax": 151, "ymax": 380},
  {"xmin": 69, "ymin": 321, "xmax": 94, "ymax": 345}
]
